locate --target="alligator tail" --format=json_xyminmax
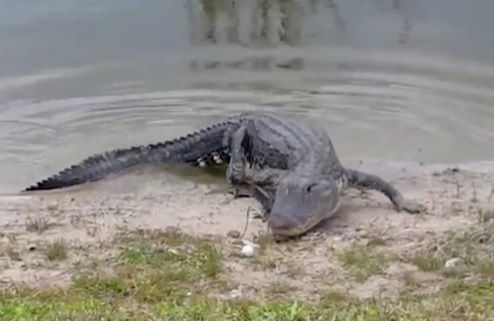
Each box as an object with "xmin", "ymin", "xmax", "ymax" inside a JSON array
[{"xmin": 24, "ymin": 121, "xmax": 236, "ymax": 191}]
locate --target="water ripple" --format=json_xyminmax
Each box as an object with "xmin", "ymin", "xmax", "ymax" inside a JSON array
[{"xmin": 1, "ymin": 49, "xmax": 494, "ymax": 193}]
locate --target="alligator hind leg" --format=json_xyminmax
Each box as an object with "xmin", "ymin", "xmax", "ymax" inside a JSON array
[
  {"xmin": 226, "ymin": 126, "xmax": 249, "ymax": 186},
  {"xmin": 344, "ymin": 168, "xmax": 422, "ymax": 213},
  {"xmin": 224, "ymin": 125, "xmax": 252, "ymax": 201}
]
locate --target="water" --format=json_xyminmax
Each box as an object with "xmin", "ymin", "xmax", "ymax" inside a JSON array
[{"xmin": 1, "ymin": 0, "xmax": 494, "ymax": 193}]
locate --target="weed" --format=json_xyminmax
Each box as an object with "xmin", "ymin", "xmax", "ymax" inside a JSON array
[
  {"xmin": 265, "ymin": 281, "xmax": 297, "ymax": 298},
  {"xmin": 475, "ymin": 258, "xmax": 494, "ymax": 281},
  {"xmin": 25, "ymin": 216, "xmax": 53, "ymax": 234},
  {"xmin": 3, "ymin": 246, "xmax": 21, "ymax": 261},
  {"xmin": 412, "ymin": 252, "xmax": 443, "ymax": 271},
  {"xmin": 252, "ymin": 255, "xmax": 278, "ymax": 270},
  {"xmin": 319, "ymin": 291, "xmax": 350, "ymax": 305},
  {"xmin": 338, "ymin": 244, "xmax": 394, "ymax": 281},
  {"xmin": 45, "ymin": 239, "xmax": 69, "ymax": 261},
  {"xmin": 253, "ymin": 230, "xmax": 274, "ymax": 250}
]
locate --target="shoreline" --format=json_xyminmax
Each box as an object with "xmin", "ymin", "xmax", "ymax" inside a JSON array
[{"xmin": 0, "ymin": 158, "xmax": 492, "ymax": 304}]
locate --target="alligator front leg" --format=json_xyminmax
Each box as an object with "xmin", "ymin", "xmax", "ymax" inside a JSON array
[
  {"xmin": 225, "ymin": 167, "xmax": 286, "ymax": 208},
  {"xmin": 245, "ymin": 168, "xmax": 286, "ymax": 221},
  {"xmin": 226, "ymin": 166, "xmax": 285, "ymax": 220},
  {"xmin": 344, "ymin": 168, "xmax": 422, "ymax": 213},
  {"xmin": 245, "ymin": 168, "xmax": 286, "ymax": 187},
  {"xmin": 251, "ymin": 185, "xmax": 276, "ymax": 221}
]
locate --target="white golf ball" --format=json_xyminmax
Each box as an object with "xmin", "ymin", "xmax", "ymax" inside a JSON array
[{"xmin": 241, "ymin": 245, "xmax": 255, "ymax": 257}]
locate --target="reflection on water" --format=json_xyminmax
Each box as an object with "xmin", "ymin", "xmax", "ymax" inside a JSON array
[
  {"xmin": 189, "ymin": 0, "xmax": 417, "ymax": 46},
  {"xmin": 0, "ymin": 0, "xmax": 494, "ymax": 193},
  {"xmin": 190, "ymin": 0, "xmax": 307, "ymax": 46},
  {"xmin": 186, "ymin": 0, "xmax": 410, "ymax": 70}
]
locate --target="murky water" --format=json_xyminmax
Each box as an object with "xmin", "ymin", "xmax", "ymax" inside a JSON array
[{"xmin": 1, "ymin": 0, "xmax": 494, "ymax": 193}]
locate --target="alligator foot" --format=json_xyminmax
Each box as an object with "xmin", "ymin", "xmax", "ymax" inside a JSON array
[{"xmin": 252, "ymin": 212, "xmax": 267, "ymax": 222}]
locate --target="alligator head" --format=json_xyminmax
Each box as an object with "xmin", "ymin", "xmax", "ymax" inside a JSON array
[{"xmin": 266, "ymin": 173, "xmax": 343, "ymax": 236}]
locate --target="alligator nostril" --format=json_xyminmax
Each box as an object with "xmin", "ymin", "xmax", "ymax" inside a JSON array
[{"xmin": 268, "ymin": 215, "xmax": 297, "ymax": 230}]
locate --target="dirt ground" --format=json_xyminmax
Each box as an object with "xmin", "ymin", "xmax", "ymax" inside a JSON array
[{"xmin": 1, "ymin": 160, "xmax": 493, "ymax": 302}]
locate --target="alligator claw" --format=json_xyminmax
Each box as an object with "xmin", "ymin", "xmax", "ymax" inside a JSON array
[{"xmin": 252, "ymin": 212, "xmax": 267, "ymax": 222}]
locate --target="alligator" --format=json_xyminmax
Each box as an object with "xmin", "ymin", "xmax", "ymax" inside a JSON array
[{"xmin": 24, "ymin": 111, "xmax": 421, "ymax": 236}]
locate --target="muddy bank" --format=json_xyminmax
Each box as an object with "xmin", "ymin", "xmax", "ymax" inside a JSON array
[{"xmin": 0, "ymin": 160, "xmax": 493, "ymax": 300}]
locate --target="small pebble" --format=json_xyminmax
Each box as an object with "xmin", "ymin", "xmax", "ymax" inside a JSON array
[
  {"xmin": 332, "ymin": 236, "xmax": 343, "ymax": 242},
  {"xmin": 229, "ymin": 288, "xmax": 242, "ymax": 299},
  {"xmin": 445, "ymin": 258, "xmax": 461, "ymax": 269}
]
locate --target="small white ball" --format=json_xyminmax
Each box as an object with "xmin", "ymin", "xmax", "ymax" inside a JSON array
[{"xmin": 241, "ymin": 245, "xmax": 255, "ymax": 257}]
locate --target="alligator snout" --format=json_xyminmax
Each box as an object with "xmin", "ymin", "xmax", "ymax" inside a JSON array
[
  {"xmin": 268, "ymin": 215, "xmax": 300, "ymax": 232},
  {"xmin": 267, "ymin": 210, "xmax": 315, "ymax": 236}
]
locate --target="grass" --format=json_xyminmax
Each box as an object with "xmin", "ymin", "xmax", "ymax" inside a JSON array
[
  {"xmin": 265, "ymin": 281, "xmax": 297, "ymax": 298},
  {"xmin": 3, "ymin": 245, "xmax": 21, "ymax": 261},
  {"xmin": 406, "ymin": 220, "xmax": 494, "ymax": 279},
  {"xmin": 475, "ymin": 258, "xmax": 494, "ymax": 281},
  {"xmin": 337, "ymin": 243, "xmax": 396, "ymax": 281},
  {"xmin": 1, "ymin": 279, "xmax": 494, "ymax": 321},
  {"xmin": 411, "ymin": 252, "xmax": 443, "ymax": 272},
  {"xmin": 2, "ymin": 225, "xmax": 494, "ymax": 321},
  {"xmin": 117, "ymin": 228, "xmax": 223, "ymax": 279},
  {"xmin": 92, "ymin": 228, "xmax": 225, "ymax": 303},
  {"xmin": 25, "ymin": 216, "xmax": 54, "ymax": 234},
  {"xmin": 45, "ymin": 239, "xmax": 69, "ymax": 261}
]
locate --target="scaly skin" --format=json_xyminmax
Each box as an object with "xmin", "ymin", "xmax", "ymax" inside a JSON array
[
  {"xmin": 24, "ymin": 121, "xmax": 237, "ymax": 191},
  {"xmin": 24, "ymin": 112, "xmax": 422, "ymax": 236}
]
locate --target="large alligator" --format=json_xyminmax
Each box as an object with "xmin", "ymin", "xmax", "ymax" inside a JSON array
[{"xmin": 24, "ymin": 112, "xmax": 421, "ymax": 236}]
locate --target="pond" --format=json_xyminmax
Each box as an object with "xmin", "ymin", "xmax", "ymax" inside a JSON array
[{"xmin": 1, "ymin": 0, "xmax": 494, "ymax": 193}]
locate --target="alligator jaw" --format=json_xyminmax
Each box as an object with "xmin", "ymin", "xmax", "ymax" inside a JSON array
[{"xmin": 267, "ymin": 198, "xmax": 342, "ymax": 237}]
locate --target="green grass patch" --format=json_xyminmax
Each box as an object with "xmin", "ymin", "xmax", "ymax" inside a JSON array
[
  {"xmin": 118, "ymin": 235, "xmax": 222, "ymax": 279},
  {"xmin": 70, "ymin": 229, "xmax": 225, "ymax": 305},
  {"xmin": 475, "ymin": 258, "xmax": 494, "ymax": 281},
  {"xmin": 407, "ymin": 222, "xmax": 494, "ymax": 280},
  {"xmin": 411, "ymin": 252, "xmax": 443, "ymax": 271},
  {"xmin": 3, "ymin": 227, "xmax": 494, "ymax": 320},
  {"xmin": 337, "ymin": 244, "xmax": 396, "ymax": 281},
  {"xmin": 45, "ymin": 239, "xmax": 69, "ymax": 261},
  {"xmin": 2, "ymin": 281, "xmax": 494, "ymax": 321}
]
